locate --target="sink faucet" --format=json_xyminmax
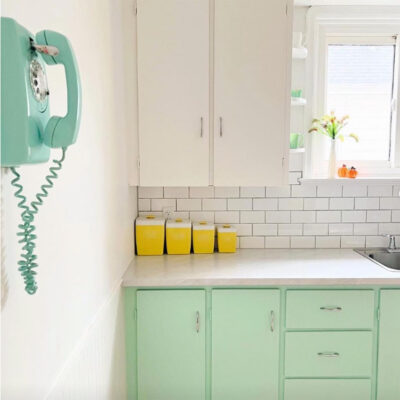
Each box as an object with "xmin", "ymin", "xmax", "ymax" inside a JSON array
[{"xmin": 382, "ymin": 234, "xmax": 400, "ymax": 253}]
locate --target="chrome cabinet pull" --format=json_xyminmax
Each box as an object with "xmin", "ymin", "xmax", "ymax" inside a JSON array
[
  {"xmin": 219, "ymin": 117, "xmax": 223, "ymax": 137},
  {"xmin": 320, "ymin": 306, "xmax": 342, "ymax": 312},
  {"xmin": 318, "ymin": 352, "xmax": 340, "ymax": 358},
  {"xmin": 196, "ymin": 311, "xmax": 200, "ymax": 333},
  {"xmin": 200, "ymin": 117, "xmax": 203, "ymax": 137},
  {"xmin": 270, "ymin": 310, "xmax": 275, "ymax": 332}
]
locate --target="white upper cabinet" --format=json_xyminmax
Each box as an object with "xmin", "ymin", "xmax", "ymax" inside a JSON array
[
  {"xmin": 137, "ymin": 0, "xmax": 210, "ymax": 186},
  {"xmin": 214, "ymin": 0, "xmax": 292, "ymax": 186}
]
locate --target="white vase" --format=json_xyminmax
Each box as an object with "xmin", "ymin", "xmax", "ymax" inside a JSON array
[{"xmin": 328, "ymin": 139, "xmax": 337, "ymax": 179}]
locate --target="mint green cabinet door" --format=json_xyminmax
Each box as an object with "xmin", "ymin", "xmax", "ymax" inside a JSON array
[
  {"xmin": 212, "ymin": 289, "xmax": 280, "ymax": 400},
  {"xmin": 377, "ymin": 290, "xmax": 400, "ymax": 400},
  {"xmin": 137, "ymin": 290, "xmax": 205, "ymax": 400}
]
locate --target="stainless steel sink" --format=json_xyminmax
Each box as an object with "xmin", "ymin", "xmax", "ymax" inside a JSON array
[{"xmin": 355, "ymin": 248, "xmax": 400, "ymax": 271}]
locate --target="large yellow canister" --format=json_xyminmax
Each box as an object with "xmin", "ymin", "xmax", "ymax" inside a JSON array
[
  {"xmin": 193, "ymin": 221, "xmax": 215, "ymax": 254},
  {"xmin": 166, "ymin": 218, "xmax": 192, "ymax": 255},
  {"xmin": 135, "ymin": 215, "xmax": 165, "ymax": 255},
  {"xmin": 217, "ymin": 225, "xmax": 237, "ymax": 253}
]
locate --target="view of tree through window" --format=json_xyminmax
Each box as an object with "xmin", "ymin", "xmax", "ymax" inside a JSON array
[{"xmin": 327, "ymin": 43, "xmax": 395, "ymax": 161}]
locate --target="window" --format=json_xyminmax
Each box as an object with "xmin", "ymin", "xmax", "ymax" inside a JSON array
[{"xmin": 305, "ymin": 7, "xmax": 400, "ymax": 178}]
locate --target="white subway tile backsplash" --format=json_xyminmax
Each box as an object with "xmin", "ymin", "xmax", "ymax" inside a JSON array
[
  {"xmin": 139, "ymin": 187, "xmax": 163, "ymax": 198},
  {"xmin": 367, "ymin": 210, "xmax": 391, "ymax": 223},
  {"xmin": 265, "ymin": 236, "xmax": 290, "ymax": 248},
  {"xmin": 330, "ymin": 198, "xmax": 354, "ymax": 210},
  {"xmin": 316, "ymin": 236, "xmax": 341, "ymax": 248},
  {"xmin": 291, "ymin": 236, "xmax": 315, "ymax": 248},
  {"xmin": 355, "ymin": 197, "xmax": 380, "ymax": 210},
  {"xmin": 240, "ymin": 211, "xmax": 265, "ymax": 223},
  {"xmin": 215, "ymin": 211, "xmax": 240, "ymax": 224},
  {"xmin": 228, "ymin": 198, "xmax": 253, "ymax": 210},
  {"xmin": 303, "ymin": 224, "xmax": 328, "ymax": 236},
  {"xmin": 265, "ymin": 211, "xmax": 291, "ymax": 223},
  {"xmin": 214, "ymin": 187, "xmax": 239, "ymax": 198},
  {"xmin": 291, "ymin": 184, "xmax": 317, "ymax": 198},
  {"xmin": 380, "ymin": 197, "xmax": 400, "ymax": 210},
  {"xmin": 342, "ymin": 211, "xmax": 366, "ymax": 223},
  {"xmin": 151, "ymin": 198, "xmax": 176, "ymax": 211},
  {"xmin": 343, "ymin": 185, "xmax": 367, "ymax": 197},
  {"xmin": 278, "ymin": 198, "xmax": 303, "ymax": 210},
  {"xmin": 189, "ymin": 186, "xmax": 214, "ymax": 198},
  {"xmin": 291, "ymin": 211, "xmax": 316, "ymax": 223},
  {"xmin": 265, "ymin": 186, "xmax": 291, "ymax": 198},
  {"xmin": 368, "ymin": 185, "xmax": 393, "ymax": 197},
  {"xmin": 317, "ymin": 211, "xmax": 341, "ymax": 223},
  {"xmin": 329, "ymin": 223, "xmax": 353, "ymax": 236},
  {"xmin": 164, "ymin": 187, "xmax": 188, "ymax": 198},
  {"xmin": 139, "ymin": 177, "xmax": 399, "ymax": 249},
  {"xmin": 354, "ymin": 223, "xmax": 378, "ymax": 235},
  {"xmin": 253, "ymin": 224, "xmax": 278, "ymax": 236},
  {"xmin": 278, "ymin": 224, "xmax": 303, "ymax": 236},
  {"xmin": 203, "ymin": 198, "xmax": 227, "ymax": 211},
  {"xmin": 304, "ymin": 198, "xmax": 329, "ymax": 210},
  {"xmin": 341, "ymin": 236, "xmax": 365, "ymax": 248},
  {"xmin": 318, "ymin": 185, "xmax": 342, "ymax": 197},
  {"xmin": 240, "ymin": 236, "xmax": 264, "ymax": 249},
  {"xmin": 240, "ymin": 187, "xmax": 265, "ymax": 198},
  {"xmin": 177, "ymin": 199, "xmax": 202, "ymax": 211},
  {"xmin": 254, "ymin": 198, "xmax": 279, "ymax": 210}
]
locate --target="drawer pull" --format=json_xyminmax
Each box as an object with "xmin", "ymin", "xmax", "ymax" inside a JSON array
[
  {"xmin": 318, "ymin": 352, "xmax": 340, "ymax": 358},
  {"xmin": 270, "ymin": 310, "xmax": 275, "ymax": 332},
  {"xmin": 320, "ymin": 306, "xmax": 342, "ymax": 312},
  {"xmin": 196, "ymin": 311, "xmax": 200, "ymax": 333}
]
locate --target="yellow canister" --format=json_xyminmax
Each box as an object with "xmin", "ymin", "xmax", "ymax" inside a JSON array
[
  {"xmin": 217, "ymin": 225, "xmax": 237, "ymax": 253},
  {"xmin": 193, "ymin": 221, "xmax": 215, "ymax": 254},
  {"xmin": 135, "ymin": 215, "xmax": 165, "ymax": 255},
  {"xmin": 166, "ymin": 218, "xmax": 192, "ymax": 255}
]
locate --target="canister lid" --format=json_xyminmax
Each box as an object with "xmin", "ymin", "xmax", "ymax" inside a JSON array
[
  {"xmin": 136, "ymin": 215, "xmax": 165, "ymax": 226},
  {"xmin": 166, "ymin": 218, "xmax": 192, "ymax": 228},
  {"xmin": 193, "ymin": 221, "xmax": 215, "ymax": 231},
  {"xmin": 217, "ymin": 224, "xmax": 237, "ymax": 233}
]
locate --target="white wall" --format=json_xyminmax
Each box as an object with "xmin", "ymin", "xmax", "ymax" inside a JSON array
[{"xmin": 1, "ymin": 0, "xmax": 137, "ymax": 398}]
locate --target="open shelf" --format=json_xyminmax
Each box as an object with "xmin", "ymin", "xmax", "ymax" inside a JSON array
[
  {"xmin": 290, "ymin": 148, "xmax": 305, "ymax": 153},
  {"xmin": 291, "ymin": 97, "xmax": 307, "ymax": 106},
  {"xmin": 292, "ymin": 47, "xmax": 308, "ymax": 59}
]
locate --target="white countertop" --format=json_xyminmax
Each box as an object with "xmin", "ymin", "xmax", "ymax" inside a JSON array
[{"xmin": 122, "ymin": 249, "xmax": 400, "ymax": 287}]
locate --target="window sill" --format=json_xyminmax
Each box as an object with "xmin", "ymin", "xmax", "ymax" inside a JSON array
[{"xmin": 300, "ymin": 177, "xmax": 400, "ymax": 185}]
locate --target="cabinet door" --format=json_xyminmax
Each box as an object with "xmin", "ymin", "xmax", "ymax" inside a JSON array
[
  {"xmin": 377, "ymin": 290, "xmax": 400, "ymax": 400},
  {"xmin": 214, "ymin": 0, "xmax": 292, "ymax": 186},
  {"xmin": 137, "ymin": 290, "xmax": 205, "ymax": 400},
  {"xmin": 212, "ymin": 289, "xmax": 280, "ymax": 400},
  {"xmin": 137, "ymin": 0, "xmax": 209, "ymax": 186}
]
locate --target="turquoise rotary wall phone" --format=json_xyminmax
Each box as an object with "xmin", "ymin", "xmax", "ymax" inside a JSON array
[{"xmin": 1, "ymin": 17, "xmax": 82, "ymax": 294}]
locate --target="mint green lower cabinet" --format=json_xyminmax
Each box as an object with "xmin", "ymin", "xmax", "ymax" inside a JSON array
[
  {"xmin": 212, "ymin": 289, "xmax": 280, "ymax": 400},
  {"xmin": 136, "ymin": 290, "xmax": 205, "ymax": 400},
  {"xmin": 285, "ymin": 379, "xmax": 371, "ymax": 400},
  {"xmin": 377, "ymin": 290, "xmax": 400, "ymax": 400}
]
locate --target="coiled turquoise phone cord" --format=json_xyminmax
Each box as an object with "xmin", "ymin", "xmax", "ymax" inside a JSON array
[{"xmin": 10, "ymin": 148, "xmax": 67, "ymax": 295}]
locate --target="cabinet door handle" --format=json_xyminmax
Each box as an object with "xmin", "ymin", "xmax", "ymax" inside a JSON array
[
  {"xmin": 200, "ymin": 117, "xmax": 203, "ymax": 137},
  {"xmin": 270, "ymin": 310, "xmax": 275, "ymax": 332},
  {"xmin": 318, "ymin": 352, "xmax": 340, "ymax": 358},
  {"xmin": 196, "ymin": 311, "xmax": 200, "ymax": 333},
  {"xmin": 320, "ymin": 306, "xmax": 342, "ymax": 311},
  {"xmin": 219, "ymin": 117, "xmax": 223, "ymax": 137}
]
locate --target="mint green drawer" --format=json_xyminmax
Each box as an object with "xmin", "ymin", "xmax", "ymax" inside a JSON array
[
  {"xmin": 286, "ymin": 290, "xmax": 375, "ymax": 329},
  {"xmin": 285, "ymin": 379, "xmax": 371, "ymax": 400},
  {"xmin": 285, "ymin": 331, "xmax": 373, "ymax": 377}
]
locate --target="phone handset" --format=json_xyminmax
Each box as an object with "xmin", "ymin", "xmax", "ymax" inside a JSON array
[{"xmin": 35, "ymin": 30, "xmax": 81, "ymax": 148}]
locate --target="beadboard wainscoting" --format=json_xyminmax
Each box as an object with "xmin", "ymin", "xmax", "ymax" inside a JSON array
[{"xmin": 138, "ymin": 177, "xmax": 400, "ymax": 250}]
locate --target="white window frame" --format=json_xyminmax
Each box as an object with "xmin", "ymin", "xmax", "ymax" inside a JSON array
[{"xmin": 304, "ymin": 6, "xmax": 400, "ymax": 178}]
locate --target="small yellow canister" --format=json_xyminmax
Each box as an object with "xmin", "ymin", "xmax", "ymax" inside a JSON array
[
  {"xmin": 135, "ymin": 215, "xmax": 165, "ymax": 255},
  {"xmin": 166, "ymin": 218, "xmax": 192, "ymax": 255},
  {"xmin": 193, "ymin": 221, "xmax": 215, "ymax": 254},
  {"xmin": 217, "ymin": 225, "xmax": 237, "ymax": 253}
]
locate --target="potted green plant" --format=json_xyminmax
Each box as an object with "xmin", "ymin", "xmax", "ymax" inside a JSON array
[{"xmin": 309, "ymin": 112, "xmax": 359, "ymax": 179}]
